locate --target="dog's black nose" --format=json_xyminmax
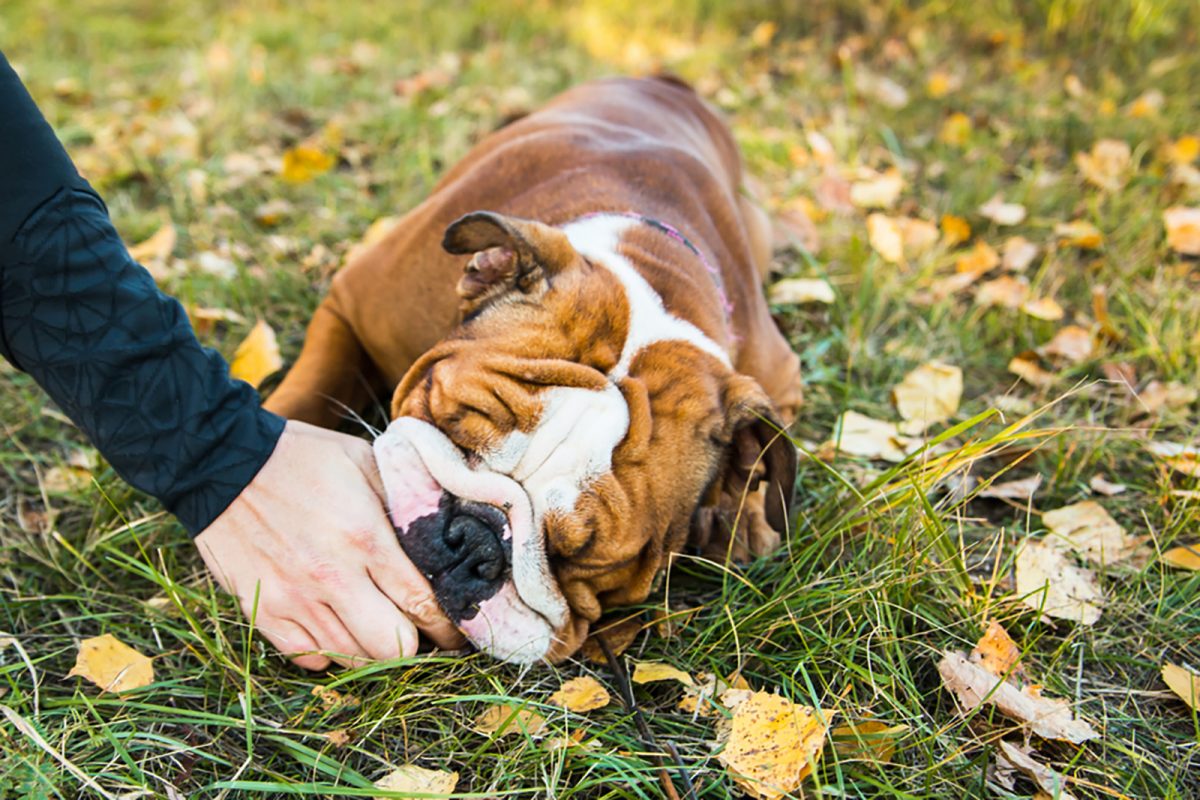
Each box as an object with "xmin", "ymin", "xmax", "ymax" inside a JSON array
[{"xmin": 395, "ymin": 494, "xmax": 510, "ymax": 622}]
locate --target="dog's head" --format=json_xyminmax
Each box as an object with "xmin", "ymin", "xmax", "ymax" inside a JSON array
[{"xmin": 373, "ymin": 211, "xmax": 796, "ymax": 662}]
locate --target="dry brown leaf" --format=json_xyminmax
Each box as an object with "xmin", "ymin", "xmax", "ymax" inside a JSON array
[
  {"xmin": 1163, "ymin": 664, "xmax": 1200, "ymax": 710},
  {"xmin": 867, "ymin": 213, "xmax": 905, "ymax": 264},
  {"xmin": 1075, "ymin": 139, "xmax": 1131, "ymax": 192},
  {"xmin": 188, "ymin": 306, "xmax": 247, "ymax": 337},
  {"xmin": 940, "ymin": 213, "xmax": 971, "ymax": 245},
  {"xmin": 898, "ymin": 217, "xmax": 941, "ymax": 257},
  {"xmin": 1089, "ymin": 474, "xmax": 1127, "ymax": 496},
  {"xmin": 1008, "ymin": 355, "xmax": 1058, "ymax": 388},
  {"xmin": 1040, "ymin": 325, "xmax": 1094, "ymax": 363},
  {"xmin": 979, "ymin": 474, "xmax": 1042, "ymax": 501},
  {"xmin": 929, "ymin": 269, "xmax": 985, "ymax": 301},
  {"xmin": 1055, "ymin": 220, "xmax": 1104, "ymax": 249},
  {"xmin": 67, "ymin": 634, "xmax": 154, "ymax": 694},
  {"xmin": 937, "ymin": 650, "xmax": 1099, "ymax": 742},
  {"xmin": 229, "ymin": 320, "xmax": 283, "ymax": 387},
  {"xmin": 955, "ymin": 240, "xmax": 999, "ymax": 275},
  {"xmin": 979, "ymin": 195, "xmax": 1027, "ymax": 226},
  {"xmin": 850, "ymin": 169, "xmax": 904, "ymax": 209},
  {"xmin": 1135, "ymin": 380, "xmax": 1197, "ymax": 415},
  {"xmin": 631, "ymin": 661, "xmax": 694, "ymax": 687},
  {"xmin": 972, "ymin": 620, "xmax": 1022, "ymax": 676},
  {"xmin": 1015, "ymin": 540, "xmax": 1104, "ymax": 625},
  {"xmin": 324, "ymin": 729, "xmax": 352, "ymax": 748},
  {"xmin": 975, "ymin": 275, "xmax": 1030, "ymax": 309},
  {"xmin": 768, "ymin": 277, "xmax": 836, "ymax": 305},
  {"xmin": 281, "ymin": 144, "xmax": 335, "ymax": 183},
  {"xmin": 548, "ymin": 676, "xmax": 610, "ymax": 712},
  {"xmin": 1002, "ymin": 236, "xmax": 1039, "ymax": 272},
  {"xmin": 829, "ymin": 410, "xmax": 917, "ymax": 463},
  {"xmin": 473, "ymin": 704, "xmax": 547, "ymax": 737},
  {"xmin": 1043, "ymin": 501, "xmax": 1141, "ymax": 563},
  {"xmin": 996, "ymin": 741, "xmax": 1079, "ymax": 800},
  {"xmin": 772, "ymin": 201, "xmax": 821, "ymax": 252},
  {"xmin": 716, "ymin": 691, "xmax": 830, "ymax": 800},
  {"xmin": 253, "ymin": 198, "xmax": 293, "ymax": 227},
  {"xmin": 41, "ymin": 465, "xmax": 92, "ymax": 494},
  {"xmin": 1020, "ymin": 297, "xmax": 1065, "ymax": 321},
  {"xmin": 1162, "ymin": 544, "xmax": 1200, "ymax": 571},
  {"xmin": 1164, "ymin": 206, "xmax": 1200, "ymax": 255},
  {"xmin": 830, "ymin": 721, "xmax": 907, "ymax": 763},
  {"xmin": 373, "ymin": 764, "xmax": 459, "ymax": 799},
  {"xmin": 892, "ymin": 362, "xmax": 962, "ymax": 432},
  {"xmin": 312, "ymin": 685, "xmax": 360, "ymax": 710},
  {"xmin": 1145, "ymin": 442, "xmax": 1200, "ymax": 477},
  {"xmin": 127, "ymin": 221, "xmax": 177, "ymax": 278},
  {"xmin": 679, "ymin": 672, "xmax": 751, "ymax": 716}
]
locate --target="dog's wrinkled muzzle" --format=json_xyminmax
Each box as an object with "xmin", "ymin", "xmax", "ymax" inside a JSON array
[{"xmin": 372, "ymin": 418, "xmax": 570, "ymax": 663}]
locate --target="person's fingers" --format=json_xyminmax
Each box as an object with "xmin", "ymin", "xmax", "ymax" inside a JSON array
[
  {"xmin": 303, "ymin": 601, "xmax": 373, "ymax": 668},
  {"xmin": 345, "ymin": 437, "xmax": 388, "ymax": 501},
  {"xmin": 367, "ymin": 561, "xmax": 466, "ymax": 651},
  {"xmin": 333, "ymin": 584, "xmax": 421, "ymax": 660},
  {"xmin": 258, "ymin": 616, "xmax": 331, "ymax": 671}
]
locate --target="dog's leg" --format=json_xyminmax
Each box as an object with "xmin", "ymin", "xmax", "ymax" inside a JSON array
[{"xmin": 263, "ymin": 302, "xmax": 384, "ymax": 430}]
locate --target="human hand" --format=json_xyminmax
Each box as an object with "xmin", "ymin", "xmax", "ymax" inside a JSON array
[{"xmin": 194, "ymin": 419, "xmax": 465, "ymax": 670}]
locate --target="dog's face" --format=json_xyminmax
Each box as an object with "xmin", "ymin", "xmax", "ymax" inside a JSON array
[{"xmin": 373, "ymin": 212, "xmax": 796, "ymax": 662}]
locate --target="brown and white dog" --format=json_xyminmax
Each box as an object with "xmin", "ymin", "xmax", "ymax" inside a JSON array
[{"xmin": 264, "ymin": 76, "xmax": 804, "ymax": 663}]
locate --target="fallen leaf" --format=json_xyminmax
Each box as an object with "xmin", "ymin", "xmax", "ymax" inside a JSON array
[
  {"xmin": 750, "ymin": 20, "xmax": 778, "ymax": 47},
  {"xmin": 939, "ymin": 112, "xmax": 972, "ymax": 147},
  {"xmin": 857, "ymin": 71, "xmax": 909, "ymax": 109},
  {"xmin": 867, "ymin": 213, "xmax": 905, "ymax": 264},
  {"xmin": 716, "ymin": 691, "xmax": 830, "ymax": 800},
  {"xmin": 971, "ymin": 620, "xmax": 1022, "ymax": 677},
  {"xmin": 253, "ymin": 198, "xmax": 293, "ymax": 226},
  {"xmin": 229, "ymin": 320, "xmax": 283, "ymax": 388},
  {"xmin": 772, "ymin": 201, "xmax": 821, "ymax": 252},
  {"xmin": 768, "ymin": 277, "xmax": 836, "ymax": 305},
  {"xmin": 937, "ymin": 650, "xmax": 1099, "ymax": 742},
  {"xmin": 1163, "ymin": 135, "xmax": 1200, "ymax": 166},
  {"xmin": 1040, "ymin": 325, "xmax": 1094, "ymax": 363},
  {"xmin": 975, "ymin": 275, "xmax": 1030, "ymax": 309},
  {"xmin": 548, "ymin": 676, "xmax": 610, "ymax": 712},
  {"xmin": 473, "ymin": 704, "xmax": 547, "ymax": 737},
  {"xmin": 195, "ymin": 251, "xmax": 237, "ymax": 279},
  {"xmin": 1055, "ymin": 220, "xmax": 1104, "ymax": 249},
  {"xmin": 830, "ymin": 720, "xmax": 907, "ymax": 763},
  {"xmin": 67, "ymin": 634, "xmax": 154, "ymax": 694},
  {"xmin": 1015, "ymin": 540, "xmax": 1104, "ymax": 625},
  {"xmin": 1164, "ymin": 206, "xmax": 1200, "ymax": 255},
  {"xmin": 1127, "ymin": 88, "xmax": 1163, "ymax": 118},
  {"xmin": 187, "ymin": 306, "xmax": 247, "ymax": 337},
  {"xmin": 850, "ymin": 169, "xmax": 904, "ymax": 209},
  {"xmin": 898, "ymin": 217, "xmax": 941, "ymax": 257},
  {"xmin": 926, "ymin": 69, "xmax": 959, "ymax": 98},
  {"xmin": 829, "ymin": 410, "xmax": 917, "ymax": 463},
  {"xmin": 373, "ymin": 764, "xmax": 458, "ymax": 799},
  {"xmin": 940, "ymin": 213, "xmax": 971, "ymax": 246},
  {"xmin": 1021, "ymin": 297, "xmax": 1065, "ymax": 321},
  {"xmin": 980, "ymin": 195, "xmax": 1027, "ymax": 226},
  {"xmin": 956, "ymin": 240, "xmax": 999, "ymax": 275},
  {"xmin": 1088, "ymin": 474, "xmax": 1127, "ymax": 496},
  {"xmin": 979, "ymin": 474, "xmax": 1042, "ymax": 501},
  {"xmin": 1008, "ymin": 355, "xmax": 1058, "ymax": 388},
  {"xmin": 281, "ymin": 144, "xmax": 335, "ymax": 183},
  {"xmin": 996, "ymin": 741, "xmax": 1079, "ymax": 800},
  {"xmin": 679, "ymin": 672, "xmax": 751, "ymax": 716},
  {"xmin": 892, "ymin": 361, "xmax": 962, "ymax": 432},
  {"xmin": 1145, "ymin": 442, "xmax": 1200, "ymax": 477},
  {"xmin": 928, "ymin": 269, "xmax": 985, "ymax": 300},
  {"xmin": 127, "ymin": 221, "xmax": 176, "ymax": 277},
  {"xmin": 1135, "ymin": 380, "xmax": 1197, "ymax": 415},
  {"xmin": 1002, "ymin": 236, "xmax": 1039, "ymax": 272},
  {"xmin": 324, "ymin": 729, "xmax": 352, "ymax": 748},
  {"xmin": 41, "ymin": 465, "xmax": 92, "ymax": 494},
  {"xmin": 1162, "ymin": 544, "xmax": 1200, "ymax": 571},
  {"xmin": 312, "ymin": 686, "xmax": 360, "ymax": 710},
  {"xmin": 1162, "ymin": 664, "xmax": 1200, "ymax": 710},
  {"xmin": 631, "ymin": 661, "xmax": 694, "ymax": 687},
  {"xmin": 1075, "ymin": 139, "xmax": 1131, "ymax": 192}
]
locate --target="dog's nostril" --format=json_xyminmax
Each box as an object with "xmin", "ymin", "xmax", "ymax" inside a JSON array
[{"xmin": 475, "ymin": 559, "xmax": 502, "ymax": 582}]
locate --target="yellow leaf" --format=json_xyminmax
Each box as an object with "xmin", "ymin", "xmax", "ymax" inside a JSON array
[
  {"xmin": 1162, "ymin": 544, "xmax": 1200, "ymax": 571},
  {"xmin": 1135, "ymin": 380, "xmax": 1197, "ymax": 415},
  {"xmin": 281, "ymin": 144, "xmax": 335, "ymax": 183},
  {"xmin": 972, "ymin": 620, "xmax": 1022, "ymax": 677},
  {"xmin": 1127, "ymin": 88, "xmax": 1163, "ymax": 118},
  {"xmin": 1015, "ymin": 540, "xmax": 1104, "ymax": 625},
  {"xmin": 253, "ymin": 198, "xmax": 293, "ymax": 227},
  {"xmin": 187, "ymin": 306, "xmax": 247, "ymax": 337},
  {"xmin": 866, "ymin": 213, "xmax": 905, "ymax": 264},
  {"xmin": 127, "ymin": 221, "xmax": 177, "ymax": 272},
  {"xmin": 229, "ymin": 320, "xmax": 283, "ymax": 388},
  {"xmin": 548, "ymin": 676, "xmax": 610, "ymax": 712},
  {"xmin": 979, "ymin": 195, "xmax": 1027, "ymax": 226},
  {"xmin": 979, "ymin": 474, "xmax": 1042, "ymax": 501},
  {"xmin": 938, "ymin": 112, "xmax": 972, "ymax": 147},
  {"xmin": 1146, "ymin": 442, "xmax": 1200, "ymax": 477},
  {"xmin": 940, "ymin": 213, "xmax": 971, "ymax": 246},
  {"xmin": 956, "ymin": 240, "xmax": 999, "ymax": 275},
  {"xmin": 1008, "ymin": 355, "xmax": 1057, "ymax": 388},
  {"xmin": 892, "ymin": 361, "xmax": 962, "ymax": 432},
  {"xmin": 974, "ymin": 275, "xmax": 1030, "ymax": 309},
  {"xmin": 716, "ymin": 692, "xmax": 830, "ymax": 800},
  {"xmin": 631, "ymin": 661, "xmax": 694, "ymax": 687},
  {"xmin": 1001, "ymin": 236, "xmax": 1039, "ymax": 272},
  {"xmin": 311, "ymin": 685, "xmax": 360, "ymax": 710},
  {"xmin": 472, "ymin": 704, "xmax": 547, "ymax": 737},
  {"xmin": 373, "ymin": 764, "xmax": 459, "ymax": 799},
  {"xmin": 41, "ymin": 465, "xmax": 92, "ymax": 494},
  {"xmin": 897, "ymin": 217, "xmax": 940, "ymax": 257},
  {"xmin": 1164, "ymin": 206, "xmax": 1200, "ymax": 256},
  {"xmin": 1040, "ymin": 325, "xmax": 1094, "ymax": 363},
  {"xmin": 1020, "ymin": 297, "xmax": 1065, "ymax": 321},
  {"xmin": 1055, "ymin": 220, "xmax": 1104, "ymax": 249},
  {"xmin": 768, "ymin": 278, "xmax": 835, "ymax": 305},
  {"xmin": 831, "ymin": 720, "xmax": 907, "ymax": 763},
  {"xmin": 1075, "ymin": 139, "xmax": 1131, "ymax": 192},
  {"xmin": 67, "ymin": 634, "xmax": 154, "ymax": 694},
  {"xmin": 1162, "ymin": 664, "xmax": 1200, "ymax": 711},
  {"xmin": 850, "ymin": 169, "xmax": 904, "ymax": 209},
  {"xmin": 679, "ymin": 672, "xmax": 750, "ymax": 716},
  {"xmin": 1163, "ymin": 135, "xmax": 1200, "ymax": 165},
  {"xmin": 750, "ymin": 21, "xmax": 778, "ymax": 47},
  {"xmin": 926, "ymin": 69, "xmax": 958, "ymax": 98},
  {"xmin": 829, "ymin": 411, "xmax": 917, "ymax": 463}
]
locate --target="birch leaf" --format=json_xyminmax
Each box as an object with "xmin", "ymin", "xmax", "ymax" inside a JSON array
[
  {"xmin": 67, "ymin": 634, "xmax": 154, "ymax": 694},
  {"xmin": 1015, "ymin": 540, "xmax": 1104, "ymax": 625}
]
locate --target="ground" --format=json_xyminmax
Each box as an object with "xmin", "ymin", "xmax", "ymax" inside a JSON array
[{"xmin": 1, "ymin": 1, "xmax": 1199, "ymax": 798}]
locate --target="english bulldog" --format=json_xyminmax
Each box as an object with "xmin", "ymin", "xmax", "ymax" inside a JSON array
[{"xmin": 264, "ymin": 76, "xmax": 804, "ymax": 663}]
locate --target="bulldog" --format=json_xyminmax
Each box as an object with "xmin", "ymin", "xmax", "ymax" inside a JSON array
[{"xmin": 264, "ymin": 76, "xmax": 804, "ymax": 663}]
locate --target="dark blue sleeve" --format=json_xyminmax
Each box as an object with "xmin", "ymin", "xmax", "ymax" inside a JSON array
[{"xmin": 0, "ymin": 51, "xmax": 286, "ymax": 535}]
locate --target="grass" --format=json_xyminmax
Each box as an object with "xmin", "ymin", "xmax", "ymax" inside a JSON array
[{"xmin": 2, "ymin": 0, "xmax": 1199, "ymax": 797}]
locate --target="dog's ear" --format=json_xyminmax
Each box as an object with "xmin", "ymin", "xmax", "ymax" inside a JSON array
[
  {"xmin": 691, "ymin": 373, "xmax": 797, "ymax": 561},
  {"xmin": 444, "ymin": 211, "xmax": 577, "ymax": 310}
]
